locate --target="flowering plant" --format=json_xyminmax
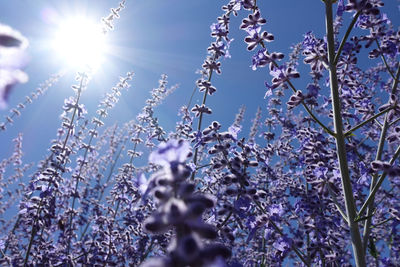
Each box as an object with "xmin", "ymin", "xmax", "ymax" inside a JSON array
[{"xmin": 0, "ymin": 0, "xmax": 399, "ymax": 266}]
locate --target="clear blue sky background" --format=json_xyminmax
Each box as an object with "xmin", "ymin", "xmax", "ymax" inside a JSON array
[{"xmin": 0, "ymin": 0, "xmax": 399, "ymax": 166}]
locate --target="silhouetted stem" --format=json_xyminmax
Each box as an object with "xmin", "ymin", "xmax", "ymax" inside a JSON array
[
  {"xmin": 260, "ymin": 40, "xmax": 335, "ymax": 137},
  {"xmin": 375, "ymin": 39, "xmax": 396, "ymax": 80},
  {"xmin": 191, "ymin": 68, "xmax": 214, "ymax": 181},
  {"xmin": 324, "ymin": 1, "xmax": 365, "ymax": 266},
  {"xmin": 333, "ymin": 10, "xmax": 361, "ymax": 65}
]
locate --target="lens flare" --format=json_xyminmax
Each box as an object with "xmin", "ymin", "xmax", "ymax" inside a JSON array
[{"xmin": 52, "ymin": 17, "xmax": 107, "ymax": 69}]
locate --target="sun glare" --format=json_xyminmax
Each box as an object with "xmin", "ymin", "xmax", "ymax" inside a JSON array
[{"xmin": 52, "ymin": 17, "xmax": 107, "ymax": 69}]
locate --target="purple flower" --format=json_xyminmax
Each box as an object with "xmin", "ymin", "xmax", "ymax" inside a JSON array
[
  {"xmin": 240, "ymin": 10, "xmax": 266, "ymax": 30},
  {"xmin": 337, "ymin": 0, "xmax": 345, "ymax": 16},
  {"xmin": 210, "ymin": 23, "xmax": 229, "ymax": 40},
  {"xmin": 266, "ymin": 65, "xmax": 300, "ymax": 90},
  {"xmin": 241, "ymin": 0, "xmax": 256, "ymax": 10},
  {"xmin": 0, "ymin": 23, "xmax": 29, "ymax": 109},
  {"xmin": 217, "ymin": 14, "xmax": 230, "ymax": 29},
  {"xmin": 302, "ymin": 32, "xmax": 327, "ymax": 72},
  {"xmin": 302, "ymin": 31, "xmax": 317, "ymax": 50},
  {"xmin": 208, "ymin": 42, "xmax": 226, "ymax": 59},
  {"xmin": 251, "ymin": 48, "xmax": 284, "ymax": 70},
  {"xmin": 244, "ymin": 27, "xmax": 274, "ymax": 51},
  {"xmin": 202, "ymin": 59, "xmax": 222, "ymax": 74},
  {"xmin": 197, "ymin": 79, "xmax": 217, "ymax": 95},
  {"xmin": 268, "ymin": 203, "xmax": 284, "ymax": 222},
  {"xmin": 371, "ymin": 160, "xmax": 400, "ymax": 176},
  {"xmin": 191, "ymin": 104, "xmax": 212, "ymax": 117},
  {"xmin": 62, "ymin": 97, "xmax": 87, "ymax": 118},
  {"xmin": 306, "ymin": 83, "xmax": 320, "ymax": 98},
  {"xmin": 222, "ymin": 1, "xmax": 241, "ymax": 16},
  {"xmin": 228, "ymin": 125, "xmax": 241, "ymax": 140},
  {"xmin": 345, "ymin": 0, "xmax": 382, "ymax": 15},
  {"xmin": 149, "ymin": 139, "xmax": 191, "ymax": 167},
  {"xmin": 287, "ymin": 90, "xmax": 304, "ymax": 109}
]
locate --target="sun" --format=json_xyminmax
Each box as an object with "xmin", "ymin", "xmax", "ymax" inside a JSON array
[{"xmin": 52, "ymin": 16, "xmax": 107, "ymax": 69}]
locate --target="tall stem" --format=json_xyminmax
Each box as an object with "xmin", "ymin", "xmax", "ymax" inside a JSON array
[
  {"xmin": 23, "ymin": 74, "xmax": 86, "ymax": 266},
  {"xmin": 324, "ymin": 1, "xmax": 365, "ymax": 266},
  {"xmin": 191, "ymin": 69, "xmax": 214, "ymax": 181}
]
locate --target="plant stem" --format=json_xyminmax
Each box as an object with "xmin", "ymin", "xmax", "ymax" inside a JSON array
[
  {"xmin": 191, "ymin": 68, "xmax": 214, "ymax": 181},
  {"xmin": 333, "ymin": 10, "xmax": 361, "ymax": 65},
  {"xmin": 358, "ymin": 144, "xmax": 400, "ymax": 217},
  {"xmin": 259, "ymin": 42, "xmax": 335, "ymax": 137},
  {"xmin": 23, "ymin": 74, "xmax": 86, "ymax": 266},
  {"xmin": 324, "ymin": 1, "xmax": 365, "ymax": 266},
  {"xmin": 375, "ymin": 39, "xmax": 396, "ymax": 80},
  {"xmin": 25, "ymin": 78, "xmax": 84, "ymax": 265},
  {"xmin": 327, "ymin": 183, "xmax": 349, "ymax": 223},
  {"xmin": 79, "ymin": 141, "xmax": 125, "ymax": 241},
  {"xmin": 361, "ymin": 66, "xmax": 400, "ymax": 252},
  {"xmin": 344, "ymin": 106, "xmax": 393, "ymax": 137},
  {"xmin": 66, "ymin": 112, "xmax": 105, "ymax": 255}
]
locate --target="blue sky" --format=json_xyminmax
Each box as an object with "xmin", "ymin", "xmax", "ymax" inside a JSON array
[{"xmin": 0, "ymin": 0, "xmax": 399, "ymax": 165}]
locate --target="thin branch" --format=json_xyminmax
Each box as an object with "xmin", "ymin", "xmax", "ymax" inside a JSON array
[
  {"xmin": 326, "ymin": 183, "xmax": 349, "ymax": 224},
  {"xmin": 375, "ymin": 39, "xmax": 396, "ymax": 80},
  {"xmin": 333, "ymin": 9, "xmax": 362, "ymax": 65},
  {"xmin": 372, "ymin": 217, "xmax": 394, "ymax": 228},
  {"xmin": 358, "ymin": 144, "xmax": 400, "ymax": 217},
  {"xmin": 260, "ymin": 43, "xmax": 335, "ymax": 137},
  {"xmin": 389, "ymin": 116, "xmax": 400, "ymax": 127},
  {"xmin": 344, "ymin": 106, "xmax": 393, "ymax": 137}
]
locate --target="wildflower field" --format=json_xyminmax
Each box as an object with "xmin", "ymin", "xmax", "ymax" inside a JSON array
[{"xmin": 0, "ymin": 0, "xmax": 399, "ymax": 266}]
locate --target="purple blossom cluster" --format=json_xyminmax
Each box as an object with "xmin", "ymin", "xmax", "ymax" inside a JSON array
[{"xmin": 0, "ymin": 0, "xmax": 399, "ymax": 266}]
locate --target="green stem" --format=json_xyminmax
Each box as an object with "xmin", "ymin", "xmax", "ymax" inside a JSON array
[
  {"xmin": 372, "ymin": 217, "xmax": 393, "ymax": 228},
  {"xmin": 138, "ymin": 238, "xmax": 155, "ymax": 265},
  {"xmin": 324, "ymin": 1, "xmax": 365, "ymax": 266},
  {"xmin": 186, "ymin": 85, "xmax": 198, "ymax": 110}
]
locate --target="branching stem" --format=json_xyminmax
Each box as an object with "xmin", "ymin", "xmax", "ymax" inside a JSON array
[{"xmin": 324, "ymin": 1, "xmax": 365, "ymax": 266}]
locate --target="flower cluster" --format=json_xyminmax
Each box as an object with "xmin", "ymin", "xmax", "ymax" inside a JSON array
[{"xmin": 142, "ymin": 140, "xmax": 231, "ymax": 267}]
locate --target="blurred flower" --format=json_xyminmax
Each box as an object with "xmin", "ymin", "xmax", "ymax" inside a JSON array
[
  {"xmin": 149, "ymin": 139, "xmax": 191, "ymax": 167},
  {"xmin": 0, "ymin": 23, "xmax": 29, "ymax": 109}
]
